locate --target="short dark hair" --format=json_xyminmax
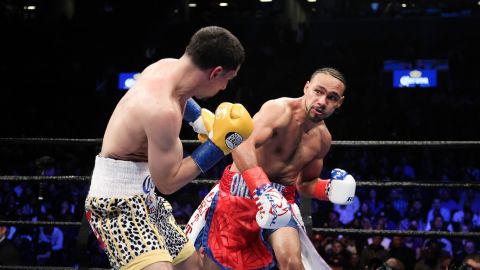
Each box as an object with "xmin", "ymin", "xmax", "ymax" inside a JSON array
[
  {"xmin": 310, "ymin": 67, "xmax": 347, "ymax": 90},
  {"xmin": 186, "ymin": 26, "xmax": 245, "ymax": 71}
]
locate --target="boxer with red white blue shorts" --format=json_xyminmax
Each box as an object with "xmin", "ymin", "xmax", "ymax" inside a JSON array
[{"xmin": 185, "ymin": 165, "xmax": 298, "ymax": 270}]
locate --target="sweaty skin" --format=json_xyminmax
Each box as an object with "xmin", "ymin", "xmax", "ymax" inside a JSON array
[
  {"xmin": 203, "ymin": 72, "xmax": 345, "ymax": 270},
  {"xmin": 100, "ymin": 56, "xmax": 238, "ymax": 195},
  {"xmin": 231, "ymin": 73, "xmax": 345, "ymax": 194}
]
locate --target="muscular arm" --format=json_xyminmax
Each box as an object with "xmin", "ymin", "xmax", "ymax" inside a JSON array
[
  {"xmin": 145, "ymin": 108, "xmax": 201, "ymax": 194},
  {"xmin": 296, "ymin": 137, "xmax": 331, "ymax": 198},
  {"xmin": 232, "ymin": 100, "xmax": 286, "ymax": 172},
  {"xmin": 232, "ymin": 99, "xmax": 293, "ymax": 229}
]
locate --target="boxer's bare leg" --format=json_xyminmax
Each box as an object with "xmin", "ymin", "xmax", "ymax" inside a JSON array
[
  {"xmin": 203, "ymin": 255, "xmax": 221, "ymax": 270},
  {"xmin": 143, "ymin": 262, "xmax": 173, "ymax": 270},
  {"xmin": 174, "ymin": 251, "xmax": 203, "ymax": 270},
  {"xmin": 268, "ymin": 227, "xmax": 304, "ymax": 270}
]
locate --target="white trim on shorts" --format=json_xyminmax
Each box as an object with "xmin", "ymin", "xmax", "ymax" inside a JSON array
[{"xmin": 87, "ymin": 155, "xmax": 151, "ymax": 198}]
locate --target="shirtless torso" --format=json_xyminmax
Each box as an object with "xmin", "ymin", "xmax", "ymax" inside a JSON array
[
  {"xmin": 87, "ymin": 25, "xmax": 246, "ymax": 270},
  {"xmin": 100, "ymin": 56, "xmax": 238, "ymax": 194},
  {"xmin": 198, "ymin": 70, "xmax": 347, "ymax": 270},
  {"xmin": 101, "ymin": 59, "xmax": 183, "ymax": 162},
  {"xmin": 231, "ymin": 97, "xmax": 332, "ymax": 188}
]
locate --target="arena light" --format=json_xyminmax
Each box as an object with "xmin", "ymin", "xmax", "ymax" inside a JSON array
[
  {"xmin": 219, "ymin": 2, "xmax": 228, "ymax": 6},
  {"xmin": 188, "ymin": 3, "xmax": 197, "ymax": 7},
  {"xmin": 24, "ymin": 5, "xmax": 36, "ymax": 10},
  {"xmin": 307, "ymin": 0, "xmax": 317, "ymax": 2},
  {"xmin": 259, "ymin": 0, "xmax": 273, "ymax": 2}
]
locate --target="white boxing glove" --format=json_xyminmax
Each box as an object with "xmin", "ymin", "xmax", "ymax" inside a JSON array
[
  {"xmin": 254, "ymin": 183, "xmax": 292, "ymax": 229},
  {"xmin": 183, "ymin": 98, "xmax": 214, "ymax": 137},
  {"xmin": 327, "ymin": 168, "xmax": 356, "ymax": 205},
  {"xmin": 243, "ymin": 166, "xmax": 292, "ymax": 229}
]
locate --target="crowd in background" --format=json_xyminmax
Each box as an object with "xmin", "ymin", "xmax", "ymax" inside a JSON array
[
  {"xmin": 2, "ymin": 0, "xmax": 480, "ymax": 269},
  {"xmin": 1, "ymin": 144, "xmax": 479, "ymax": 269}
]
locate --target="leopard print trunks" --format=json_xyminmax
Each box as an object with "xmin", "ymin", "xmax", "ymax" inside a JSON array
[{"xmin": 85, "ymin": 156, "xmax": 194, "ymax": 270}]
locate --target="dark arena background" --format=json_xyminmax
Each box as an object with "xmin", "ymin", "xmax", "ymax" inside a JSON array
[{"xmin": 1, "ymin": 0, "xmax": 480, "ymax": 269}]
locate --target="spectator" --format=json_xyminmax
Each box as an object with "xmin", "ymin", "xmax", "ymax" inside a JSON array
[
  {"xmin": 356, "ymin": 201, "xmax": 375, "ymax": 221},
  {"xmin": 452, "ymin": 202, "xmax": 480, "ymax": 230},
  {"xmin": 455, "ymin": 240, "xmax": 477, "ymax": 263},
  {"xmin": 415, "ymin": 239, "xmax": 450, "ymax": 270},
  {"xmin": 459, "ymin": 190, "xmax": 480, "ymax": 215},
  {"xmin": 400, "ymin": 199, "xmax": 427, "ymax": 231},
  {"xmin": 393, "ymin": 156, "xmax": 416, "ymax": 180},
  {"xmin": 438, "ymin": 253, "xmax": 453, "ymax": 270},
  {"xmin": 334, "ymin": 195, "xmax": 360, "ymax": 225},
  {"xmin": 438, "ymin": 188, "xmax": 461, "ymax": 213},
  {"xmin": 0, "ymin": 224, "xmax": 21, "ymax": 265},
  {"xmin": 463, "ymin": 253, "xmax": 480, "ymax": 270},
  {"xmin": 390, "ymin": 188, "xmax": 409, "ymax": 218},
  {"xmin": 37, "ymin": 219, "xmax": 65, "ymax": 266},
  {"xmin": 367, "ymin": 229, "xmax": 391, "ymax": 251},
  {"xmin": 385, "ymin": 257, "xmax": 406, "ymax": 270},
  {"xmin": 323, "ymin": 210, "xmax": 343, "ymax": 229},
  {"xmin": 427, "ymin": 198, "xmax": 451, "ymax": 224},
  {"xmin": 426, "ymin": 215, "xmax": 453, "ymax": 232},
  {"xmin": 360, "ymin": 235, "xmax": 389, "ymax": 269},
  {"xmin": 387, "ymin": 236, "xmax": 416, "ymax": 270},
  {"xmin": 324, "ymin": 239, "xmax": 352, "ymax": 270},
  {"xmin": 365, "ymin": 189, "xmax": 384, "ymax": 216},
  {"xmin": 376, "ymin": 200, "xmax": 401, "ymax": 229}
]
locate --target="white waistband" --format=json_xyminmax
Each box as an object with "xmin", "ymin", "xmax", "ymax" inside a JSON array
[{"xmin": 87, "ymin": 156, "xmax": 153, "ymax": 198}]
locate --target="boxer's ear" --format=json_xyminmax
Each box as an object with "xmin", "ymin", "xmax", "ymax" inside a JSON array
[{"xmin": 209, "ymin": 66, "xmax": 224, "ymax": 80}]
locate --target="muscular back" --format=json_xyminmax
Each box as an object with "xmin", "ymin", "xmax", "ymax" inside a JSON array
[
  {"xmin": 232, "ymin": 98, "xmax": 331, "ymax": 186},
  {"xmin": 100, "ymin": 59, "xmax": 183, "ymax": 162}
]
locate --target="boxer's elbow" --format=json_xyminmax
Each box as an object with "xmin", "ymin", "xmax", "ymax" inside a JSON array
[
  {"xmin": 296, "ymin": 180, "xmax": 315, "ymax": 198},
  {"xmin": 156, "ymin": 185, "xmax": 177, "ymax": 195},
  {"xmin": 150, "ymin": 174, "xmax": 178, "ymax": 195}
]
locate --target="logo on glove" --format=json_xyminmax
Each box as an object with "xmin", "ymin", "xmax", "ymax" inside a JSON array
[
  {"xmin": 225, "ymin": 132, "xmax": 243, "ymax": 150},
  {"xmin": 331, "ymin": 168, "xmax": 347, "ymax": 180},
  {"xmin": 265, "ymin": 192, "xmax": 290, "ymax": 226}
]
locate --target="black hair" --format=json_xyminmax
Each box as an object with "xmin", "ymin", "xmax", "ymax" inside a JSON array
[{"xmin": 185, "ymin": 26, "xmax": 245, "ymax": 71}]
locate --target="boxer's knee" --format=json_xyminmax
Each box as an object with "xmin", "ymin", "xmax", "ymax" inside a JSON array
[
  {"xmin": 276, "ymin": 254, "xmax": 304, "ymax": 270},
  {"xmin": 173, "ymin": 250, "xmax": 203, "ymax": 270},
  {"xmin": 202, "ymin": 254, "xmax": 221, "ymax": 270}
]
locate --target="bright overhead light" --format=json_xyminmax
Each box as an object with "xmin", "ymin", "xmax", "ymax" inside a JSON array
[
  {"xmin": 401, "ymin": 3, "xmax": 407, "ymax": 7},
  {"xmin": 188, "ymin": 3, "xmax": 197, "ymax": 7},
  {"xmin": 260, "ymin": 0, "xmax": 272, "ymax": 2},
  {"xmin": 219, "ymin": 2, "xmax": 228, "ymax": 6},
  {"xmin": 307, "ymin": 0, "xmax": 316, "ymax": 2},
  {"xmin": 24, "ymin": 5, "xmax": 36, "ymax": 10}
]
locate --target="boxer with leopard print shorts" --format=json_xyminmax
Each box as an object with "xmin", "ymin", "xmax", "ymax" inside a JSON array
[{"xmin": 85, "ymin": 156, "xmax": 195, "ymax": 270}]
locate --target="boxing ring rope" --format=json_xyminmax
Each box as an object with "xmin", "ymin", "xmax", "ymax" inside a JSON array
[
  {"xmin": 1, "ymin": 138, "xmax": 480, "ymax": 269},
  {"xmin": 1, "ymin": 137, "xmax": 480, "ymax": 147},
  {"xmin": 1, "ymin": 220, "xmax": 480, "ymax": 239},
  {"xmin": 3, "ymin": 180, "xmax": 480, "ymax": 236},
  {"xmin": 3, "ymin": 175, "xmax": 480, "ymax": 189},
  {"xmin": 2, "ymin": 175, "xmax": 480, "ymax": 237}
]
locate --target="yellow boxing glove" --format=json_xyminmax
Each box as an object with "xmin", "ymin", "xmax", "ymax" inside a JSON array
[
  {"xmin": 190, "ymin": 102, "xmax": 253, "ymax": 173},
  {"xmin": 210, "ymin": 102, "xmax": 253, "ymax": 154}
]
